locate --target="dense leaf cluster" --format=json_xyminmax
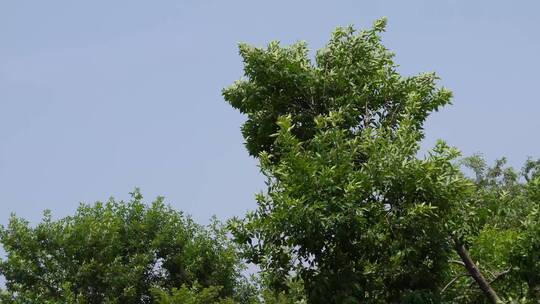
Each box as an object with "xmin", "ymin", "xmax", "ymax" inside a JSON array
[
  {"xmin": 0, "ymin": 191, "xmax": 242, "ymax": 304},
  {"xmin": 224, "ymin": 19, "xmax": 540, "ymax": 303},
  {"xmin": 223, "ymin": 18, "xmax": 451, "ymax": 159}
]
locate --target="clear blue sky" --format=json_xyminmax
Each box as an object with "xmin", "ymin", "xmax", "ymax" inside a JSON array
[{"xmin": 1, "ymin": 0, "xmax": 539, "ymax": 227}]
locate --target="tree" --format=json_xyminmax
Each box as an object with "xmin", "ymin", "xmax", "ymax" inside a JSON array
[
  {"xmin": 224, "ymin": 19, "xmax": 484, "ymax": 303},
  {"xmin": 0, "ymin": 190, "xmax": 243, "ymax": 304},
  {"xmin": 151, "ymin": 284, "xmax": 235, "ymax": 304},
  {"xmin": 222, "ymin": 18, "xmax": 451, "ymax": 160},
  {"xmin": 511, "ymin": 198, "xmax": 540, "ymax": 301},
  {"xmin": 445, "ymin": 156, "xmax": 540, "ymax": 303},
  {"xmin": 2, "ymin": 17, "xmax": 537, "ymax": 304}
]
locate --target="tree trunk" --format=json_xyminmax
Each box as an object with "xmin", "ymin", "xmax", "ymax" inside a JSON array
[{"xmin": 451, "ymin": 235, "xmax": 502, "ymax": 303}]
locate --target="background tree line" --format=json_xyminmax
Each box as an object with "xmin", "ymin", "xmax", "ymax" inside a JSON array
[{"xmin": 1, "ymin": 18, "xmax": 539, "ymax": 303}]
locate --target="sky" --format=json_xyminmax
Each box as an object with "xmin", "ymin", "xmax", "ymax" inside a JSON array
[{"xmin": 1, "ymin": 0, "xmax": 539, "ymax": 228}]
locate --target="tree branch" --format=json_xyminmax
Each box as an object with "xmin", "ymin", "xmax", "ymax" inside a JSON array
[
  {"xmin": 442, "ymin": 273, "xmax": 470, "ymax": 294},
  {"xmin": 452, "ymin": 235, "xmax": 502, "ymax": 304},
  {"xmin": 450, "ymin": 259, "xmax": 466, "ymax": 267},
  {"xmin": 489, "ymin": 268, "xmax": 511, "ymax": 285}
]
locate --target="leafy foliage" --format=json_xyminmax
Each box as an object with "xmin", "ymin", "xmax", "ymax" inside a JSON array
[
  {"xmin": 441, "ymin": 156, "xmax": 540, "ymax": 303},
  {"xmin": 0, "ymin": 190, "xmax": 242, "ymax": 304},
  {"xmin": 224, "ymin": 19, "xmax": 472, "ymax": 303},
  {"xmin": 223, "ymin": 18, "xmax": 451, "ymax": 159},
  {"xmin": 151, "ymin": 284, "xmax": 234, "ymax": 304},
  {"xmin": 1, "ymin": 18, "xmax": 539, "ymax": 304}
]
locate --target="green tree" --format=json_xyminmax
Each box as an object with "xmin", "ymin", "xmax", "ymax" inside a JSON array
[
  {"xmin": 0, "ymin": 190, "xmax": 243, "ymax": 304},
  {"xmin": 223, "ymin": 19, "xmax": 450, "ymax": 161},
  {"xmin": 511, "ymin": 199, "xmax": 540, "ymax": 301},
  {"xmin": 448, "ymin": 156, "xmax": 540, "ymax": 303},
  {"xmin": 151, "ymin": 284, "xmax": 235, "ymax": 304},
  {"xmin": 512, "ymin": 165, "xmax": 540, "ymax": 301},
  {"xmin": 224, "ymin": 19, "xmax": 489, "ymax": 303}
]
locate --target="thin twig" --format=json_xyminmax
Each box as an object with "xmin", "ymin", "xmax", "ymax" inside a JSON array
[
  {"xmin": 442, "ymin": 274, "xmax": 470, "ymax": 294},
  {"xmin": 490, "ymin": 268, "xmax": 511, "ymax": 285},
  {"xmin": 450, "ymin": 259, "xmax": 466, "ymax": 267}
]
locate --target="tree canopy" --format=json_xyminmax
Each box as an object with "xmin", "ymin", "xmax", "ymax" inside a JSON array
[
  {"xmin": 223, "ymin": 18, "xmax": 451, "ymax": 159},
  {"xmin": 224, "ymin": 19, "xmax": 540, "ymax": 303},
  {"xmin": 1, "ymin": 18, "xmax": 540, "ymax": 304},
  {"xmin": 224, "ymin": 18, "xmax": 469, "ymax": 303},
  {"xmin": 0, "ymin": 190, "xmax": 243, "ymax": 304}
]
